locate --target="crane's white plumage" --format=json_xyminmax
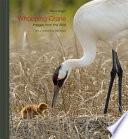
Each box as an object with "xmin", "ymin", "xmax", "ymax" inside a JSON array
[
  {"xmin": 52, "ymin": 0, "xmax": 128, "ymax": 111},
  {"xmin": 58, "ymin": 0, "xmax": 128, "ymax": 80}
]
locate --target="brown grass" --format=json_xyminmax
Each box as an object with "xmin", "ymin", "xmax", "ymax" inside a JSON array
[{"xmin": 10, "ymin": 29, "xmax": 128, "ymax": 138}]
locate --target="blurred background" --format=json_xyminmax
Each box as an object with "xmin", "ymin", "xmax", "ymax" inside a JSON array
[
  {"xmin": 10, "ymin": 0, "xmax": 90, "ymax": 17},
  {"xmin": 10, "ymin": 0, "xmax": 90, "ymax": 50}
]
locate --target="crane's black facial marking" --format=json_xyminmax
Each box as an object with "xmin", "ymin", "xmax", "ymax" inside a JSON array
[
  {"xmin": 53, "ymin": 65, "xmax": 68, "ymax": 87},
  {"xmin": 53, "ymin": 65, "xmax": 61, "ymax": 86},
  {"xmin": 52, "ymin": 65, "xmax": 68, "ymax": 108}
]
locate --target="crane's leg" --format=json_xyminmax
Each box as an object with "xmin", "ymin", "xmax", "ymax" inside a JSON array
[
  {"xmin": 104, "ymin": 50, "xmax": 117, "ymax": 114},
  {"xmin": 116, "ymin": 52, "xmax": 123, "ymax": 113}
]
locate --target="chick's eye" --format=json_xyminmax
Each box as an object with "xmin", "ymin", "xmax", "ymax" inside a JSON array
[{"xmin": 40, "ymin": 106, "xmax": 43, "ymax": 110}]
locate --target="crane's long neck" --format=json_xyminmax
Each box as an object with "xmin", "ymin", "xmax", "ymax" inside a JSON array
[{"xmin": 64, "ymin": 38, "xmax": 97, "ymax": 70}]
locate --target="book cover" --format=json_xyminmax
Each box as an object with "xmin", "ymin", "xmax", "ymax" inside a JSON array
[{"xmin": 8, "ymin": 0, "xmax": 128, "ymax": 138}]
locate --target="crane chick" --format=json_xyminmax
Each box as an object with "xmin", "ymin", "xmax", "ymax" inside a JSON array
[{"xmin": 21, "ymin": 102, "xmax": 49, "ymax": 119}]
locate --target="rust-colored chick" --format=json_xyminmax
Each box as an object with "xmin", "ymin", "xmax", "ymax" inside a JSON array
[
  {"xmin": 38, "ymin": 102, "xmax": 50, "ymax": 117},
  {"xmin": 21, "ymin": 102, "xmax": 50, "ymax": 119}
]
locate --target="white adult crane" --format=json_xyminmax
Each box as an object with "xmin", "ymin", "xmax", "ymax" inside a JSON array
[{"xmin": 52, "ymin": 0, "xmax": 128, "ymax": 114}]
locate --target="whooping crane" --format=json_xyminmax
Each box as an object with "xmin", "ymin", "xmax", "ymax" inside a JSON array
[{"xmin": 52, "ymin": 0, "xmax": 128, "ymax": 114}]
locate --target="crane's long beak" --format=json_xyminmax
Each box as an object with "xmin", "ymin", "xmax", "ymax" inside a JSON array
[{"xmin": 52, "ymin": 85, "xmax": 60, "ymax": 108}]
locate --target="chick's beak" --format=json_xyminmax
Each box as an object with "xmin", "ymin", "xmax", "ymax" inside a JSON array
[{"xmin": 52, "ymin": 85, "xmax": 60, "ymax": 108}]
